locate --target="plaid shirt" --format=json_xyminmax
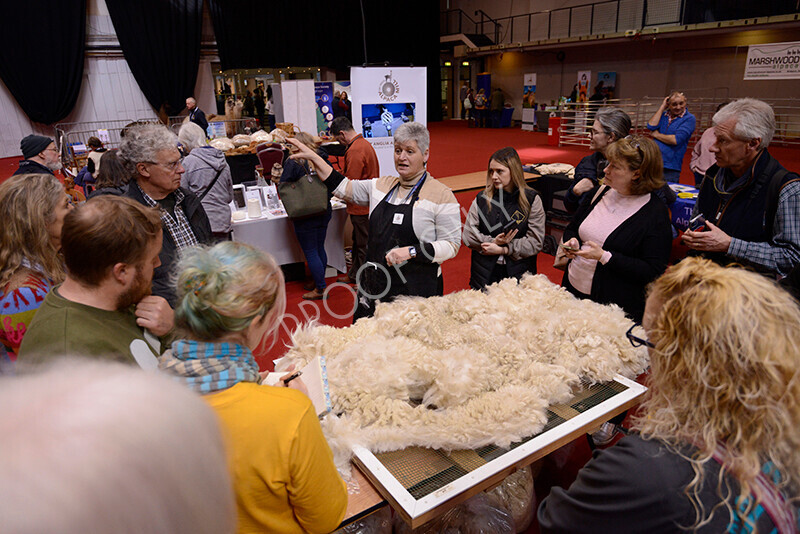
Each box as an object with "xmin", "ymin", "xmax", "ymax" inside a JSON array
[
  {"xmin": 136, "ymin": 184, "xmax": 199, "ymax": 251},
  {"xmin": 728, "ymin": 180, "xmax": 800, "ymax": 276},
  {"xmin": 666, "ymin": 108, "xmax": 687, "ymax": 126}
]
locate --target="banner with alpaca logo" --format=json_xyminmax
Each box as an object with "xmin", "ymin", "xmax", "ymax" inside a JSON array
[{"xmin": 350, "ymin": 67, "xmax": 427, "ymax": 177}]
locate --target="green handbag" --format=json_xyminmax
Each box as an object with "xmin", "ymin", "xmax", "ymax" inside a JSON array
[{"xmin": 277, "ymin": 171, "xmax": 328, "ymax": 219}]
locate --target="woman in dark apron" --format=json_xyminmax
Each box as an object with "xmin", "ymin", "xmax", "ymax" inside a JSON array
[{"xmin": 286, "ymin": 122, "xmax": 462, "ymax": 322}]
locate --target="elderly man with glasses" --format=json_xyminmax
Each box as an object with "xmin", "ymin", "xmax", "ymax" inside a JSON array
[
  {"xmin": 13, "ymin": 134, "xmax": 62, "ymax": 176},
  {"xmin": 119, "ymin": 123, "xmax": 212, "ymax": 307}
]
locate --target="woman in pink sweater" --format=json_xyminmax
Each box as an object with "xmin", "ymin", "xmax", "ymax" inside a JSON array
[{"xmin": 560, "ymin": 136, "xmax": 673, "ymax": 322}]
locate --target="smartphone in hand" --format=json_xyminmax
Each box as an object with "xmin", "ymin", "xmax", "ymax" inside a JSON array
[
  {"xmin": 559, "ymin": 242, "xmax": 579, "ymax": 252},
  {"xmin": 689, "ymin": 214, "xmax": 708, "ymax": 232}
]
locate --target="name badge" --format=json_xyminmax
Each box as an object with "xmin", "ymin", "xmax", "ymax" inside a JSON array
[{"xmin": 393, "ymin": 213, "xmax": 404, "ymax": 225}]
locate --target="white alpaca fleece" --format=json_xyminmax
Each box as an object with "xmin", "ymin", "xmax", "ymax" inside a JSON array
[{"xmin": 280, "ymin": 275, "xmax": 648, "ymax": 472}]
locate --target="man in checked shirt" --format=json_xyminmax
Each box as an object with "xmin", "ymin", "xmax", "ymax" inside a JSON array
[
  {"xmin": 119, "ymin": 124, "xmax": 212, "ymax": 306},
  {"xmin": 682, "ymin": 98, "xmax": 800, "ymax": 278}
]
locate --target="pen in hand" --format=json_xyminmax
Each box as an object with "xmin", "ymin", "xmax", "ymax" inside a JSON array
[{"xmin": 283, "ymin": 371, "xmax": 303, "ymax": 386}]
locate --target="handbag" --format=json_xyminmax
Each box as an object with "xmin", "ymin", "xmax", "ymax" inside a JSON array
[
  {"xmin": 553, "ymin": 185, "xmax": 609, "ymax": 271},
  {"xmin": 464, "ymin": 97, "xmax": 472, "ymax": 109},
  {"xmin": 277, "ymin": 169, "xmax": 328, "ymax": 219}
]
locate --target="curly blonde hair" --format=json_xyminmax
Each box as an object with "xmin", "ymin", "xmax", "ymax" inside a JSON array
[
  {"xmin": 174, "ymin": 242, "xmax": 285, "ymax": 344},
  {"xmin": 634, "ymin": 257, "xmax": 800, "ymax": 530},
  {"xmin": 0, "ymin": 174, "xmax": 67, "ymax": 289}
]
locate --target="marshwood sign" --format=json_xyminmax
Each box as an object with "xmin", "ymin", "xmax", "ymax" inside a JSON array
[{"xmin": 744, "ymin": 41, "xmax": 800, "ymax": 80}]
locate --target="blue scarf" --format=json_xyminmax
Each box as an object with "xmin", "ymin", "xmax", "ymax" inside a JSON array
[{"xmin": 159, "ymin": 339, "xmax": 260, "ymax": 394}]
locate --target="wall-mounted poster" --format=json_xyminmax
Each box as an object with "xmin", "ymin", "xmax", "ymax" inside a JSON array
[
  {"xmin": 522, "ymin": 73, "xmax": 537, "ymax": 132},
  {"xmin": 744, "ymin": 41, "xmax": 800, "ymax": 80},
  {"xmin": 597, "ymin": 72, "xmax": 616, "ymax": 100},
  {"xmin": 350, "ymin": 67, "xmax": 427, "ymax": 176},
  {"xmin": 314, "ymin": 82, "xmax": 334, "ymax": 135},
  {"xmin": 577, "ymin": 71, "xmax": 591, "ymax": 103}
]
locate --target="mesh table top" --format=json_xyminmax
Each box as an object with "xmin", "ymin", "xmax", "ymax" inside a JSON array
[{"xmin": 372, "ymin": 380, "xmax": 627, "ymax": 500}]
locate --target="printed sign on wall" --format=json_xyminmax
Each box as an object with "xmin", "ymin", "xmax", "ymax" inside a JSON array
[
  {"xmin": 597, "ymin": 72, "xmax": 616, "ymax": 99},
  {"xmin": 744, "ymin": 41, "xmax": 800, "ymax": 80}
]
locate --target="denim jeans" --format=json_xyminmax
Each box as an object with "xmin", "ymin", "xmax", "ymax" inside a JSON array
[
  {"xmin": 663, "ymin": 168, "xmax": 681, "ymax": 183},
  {"xmin": 293, "ymin": 211, "xmax": 332, "ymax": 290}
]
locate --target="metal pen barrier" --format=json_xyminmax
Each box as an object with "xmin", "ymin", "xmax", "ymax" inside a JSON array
[{"xmin": 557, "ymin": 97, "xmax": 800, "ymax": 149}]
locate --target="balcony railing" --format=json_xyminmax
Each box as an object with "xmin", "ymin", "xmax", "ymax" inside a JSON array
[{"xmin": 442, "ymin": 0, "xmax": 798, "ymax": 48}]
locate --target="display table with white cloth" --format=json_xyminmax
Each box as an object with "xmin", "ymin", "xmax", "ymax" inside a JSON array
[{"xmin": 232, "ymin": 202, "xmax": 348, "ymax": 272}]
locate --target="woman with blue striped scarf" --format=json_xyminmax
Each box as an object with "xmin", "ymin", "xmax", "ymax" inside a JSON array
[{"xmin": 159, "ymin": 242, "xmax": 347, "ymax": 533}]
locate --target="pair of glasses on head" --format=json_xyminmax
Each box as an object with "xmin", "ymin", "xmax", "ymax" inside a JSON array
[
  {"xmin": 623, "ymin": 135, "xmax": 644, "ymax": 158},
  {"xmin": 146, "ymin": 157, "xmax": 184, "ymax": 172},
  {"xmin": 626, "ymin": 323, "xmax": 654, "ymax": 349}
]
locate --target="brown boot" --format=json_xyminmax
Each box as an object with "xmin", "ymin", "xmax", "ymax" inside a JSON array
[
  {"xmin": 302, "ymin": 288, "xmax": 325, "ymax": 300},
  {"xmin": 337, "ymin": 274, "xmax": 355, "ymax": 284}
]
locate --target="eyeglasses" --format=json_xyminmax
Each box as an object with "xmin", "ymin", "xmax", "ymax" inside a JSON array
[
  {"xmin": 146, "ymin": 157, "xmax": 184, "ymax": 172},
  {"xmin": 589, "ymin": 128, "xmax": 606, "ymax": 137},
  {"xmin": 626, "ymin": 323, "xmax": 654, "ymax": 349},
  {"xmin": 624, "ymin": 136, "xmax": 644, "ymax": 157}
]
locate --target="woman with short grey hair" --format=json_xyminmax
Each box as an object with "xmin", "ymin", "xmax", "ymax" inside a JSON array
[
  {"xmin": 179, "ymin": 122, "xmax": 234, "ymax": 241},
  {"xmin": 286, "ymin": 122, "xmax": 461, "ymax": 321},
  {"xmin": 564, "ymin": 108, "xmax": 632, "ymax": 213}
]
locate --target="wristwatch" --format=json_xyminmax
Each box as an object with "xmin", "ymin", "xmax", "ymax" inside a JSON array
[{"xmin": 408, "ymin": 246, "xmax": 417, "ymax": 258}]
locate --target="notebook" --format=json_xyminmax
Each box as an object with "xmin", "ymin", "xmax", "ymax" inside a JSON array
[{"xmin": 263, "ymin": 355, "xmax": 332, "ymax": 418}]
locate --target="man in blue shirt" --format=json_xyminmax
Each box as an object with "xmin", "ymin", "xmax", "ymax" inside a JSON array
[{"xmin": 647, "ymin": 92, "xmax": 696, "ymax": 183}]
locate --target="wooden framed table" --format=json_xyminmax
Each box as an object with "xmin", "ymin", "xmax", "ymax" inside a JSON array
[
  {"xmin": 350, "ymin": 375, "xmax": 646, "ymax": 529},
  {"xmin": 338, "ymin": 464, "xmax": 387, "ymax": 529}
]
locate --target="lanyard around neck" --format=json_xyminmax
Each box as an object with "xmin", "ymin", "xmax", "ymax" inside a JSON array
[{"xmin": 388, "ymin": 172, "xmax": 427, "ymax": 204}]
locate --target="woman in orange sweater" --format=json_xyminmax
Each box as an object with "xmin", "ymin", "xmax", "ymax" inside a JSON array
[{"xmin": 160, "ymin": 241, "xmax": 347, "ymax": 533}]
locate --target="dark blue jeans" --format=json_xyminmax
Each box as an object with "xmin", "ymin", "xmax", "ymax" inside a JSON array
[
  {"xmin": 663, "ymin": 168, "xmax": 681, "ymax": 183},
  {"xmin": 293, "ymin": 211, "xmax": 332, "ymax": 290}
]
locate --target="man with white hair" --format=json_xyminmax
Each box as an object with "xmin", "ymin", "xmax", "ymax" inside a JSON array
[
  {"xmin": 682, "ymin": 98, "xmax": 800, "ymax": 276},
  {"xmin": 186, "ymin": 96, "xmax": 208, "ymax": 133},
  {"xmin": 0, "ymin": 360, "xmax": 236, "ymax": 534},
  {"xmin": 119, "ymin": 124, "xmax": 212, "ymax": 306}
]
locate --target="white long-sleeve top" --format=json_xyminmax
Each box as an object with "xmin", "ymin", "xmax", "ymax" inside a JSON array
[{"xmin": 328, "ymin": 170, "xmax": 461, "ymax": 264}]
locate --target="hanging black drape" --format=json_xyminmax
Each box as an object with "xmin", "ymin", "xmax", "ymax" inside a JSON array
[
  {"xmin": 0, "ymin": 1, "xmax": 85, "ymax": 124},
  {"xmin": 208, "ymin": 0, "xmax": 441, "ymax": 121},
  {"xmin": 105, "ymin": 0, "xmax": 203, "ymax": 116}
]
